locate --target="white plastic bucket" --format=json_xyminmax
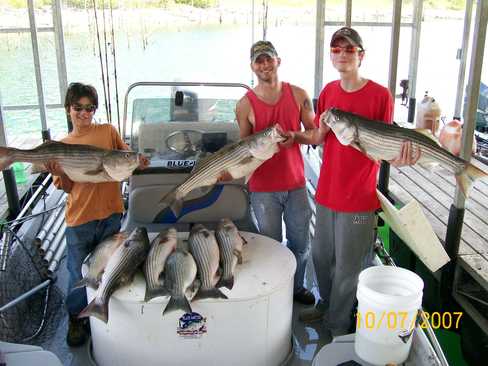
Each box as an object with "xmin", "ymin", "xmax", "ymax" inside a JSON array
[{"xmin": 354, "ymin": 266, "xmax": 424, "ymax": 365}]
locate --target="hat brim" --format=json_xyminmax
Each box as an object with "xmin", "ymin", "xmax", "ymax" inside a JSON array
[
  {"xmin": 251, "ymin": 51, "xmax": 278, "ymax": 63},
  {"xmin": 330, "ymin": 35, "xmax": 362, "ymax": 49}
]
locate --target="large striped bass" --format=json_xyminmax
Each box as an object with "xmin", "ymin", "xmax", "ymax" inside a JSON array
[
  {"xmin": 215, "ymin": 218, "xmax": 244, "ymax": 290},
  {"xmin": 188, "ymin": 224, "xmax": 227, "ymax": 300},
  {"xmin": 162, "ymin": 249, "xmax": 198, "ymax": 315},
  {"xmin": 78, "ymin": 227, "xmax": 150, "ymax": 323},
  {"xmin": 143, "ymin": 228, "xmax": 177, "ymax": 302},
  {"xmin": 324, "ymin": 108, "xmax": 487, "ymax": 197},
  {"xmin": 160, "ymin": 126, "xmax": 285, "ymax": 216},
  {"xmin": 74, "ymin": 232, "xmax": 128, "ymax": 290},
  {"xmin": 0, "ymin": 140, "xmax": 139, "ymax": 182}
]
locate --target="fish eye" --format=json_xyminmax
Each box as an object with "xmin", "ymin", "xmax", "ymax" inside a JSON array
[{"xmin": 125, "ymin": 153, "xmax": 131, "ymax": 158}]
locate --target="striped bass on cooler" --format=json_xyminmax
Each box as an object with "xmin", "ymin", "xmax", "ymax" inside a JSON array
[
  {"xmin": 74, "ymin": 231, "xmax": 128, "ymax": 290},
  {"xmin": 215, "ymin": 218, "xmax": 244, "ymax": 290},
  {"xmin": 188, "ymin": 224, "xmax": 227, "ymax": 300},
  {"xmin": 78, "ymin": 227, "xmax": 150, "ymax": 323},
  {"xmin": 143, "ymin": 228, "xmax": 177, "ymax": 302}
]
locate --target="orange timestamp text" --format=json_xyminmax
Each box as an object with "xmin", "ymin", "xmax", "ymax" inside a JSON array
[{"xmin": 356, "ymin": 310, "xmax": 463, "ymax": 330}]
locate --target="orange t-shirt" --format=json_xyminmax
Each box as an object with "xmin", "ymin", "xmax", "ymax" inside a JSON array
[{"xmin": 53, "ymin": 123, "xmax": 128, "ymax": 227}]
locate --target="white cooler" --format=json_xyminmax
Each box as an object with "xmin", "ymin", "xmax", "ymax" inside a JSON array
[{"xmin": 85, "ymin": 231, "xmax": 296, "ymax": 366}]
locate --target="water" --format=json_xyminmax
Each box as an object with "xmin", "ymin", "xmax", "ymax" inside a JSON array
[{"xmin": 1, "ymin": 14, "xmax": 487, "ymax": 147}]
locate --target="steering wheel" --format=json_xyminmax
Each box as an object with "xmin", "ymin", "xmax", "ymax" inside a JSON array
[{"xmin": 165, "ymin": 130, "xmax": 204, "ymax": 156}]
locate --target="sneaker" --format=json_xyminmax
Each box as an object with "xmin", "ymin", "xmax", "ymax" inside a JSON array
[
  {"xmin": 298, "ymin": 306, "xmax": 326, "ymax": 323},
  {"xmin": 67, "ymin": 315, "xmax": 89, "ymax": 347},
  {"xmin": 293, "ymin": 288, "xmax": 316, "ymax": 305}
]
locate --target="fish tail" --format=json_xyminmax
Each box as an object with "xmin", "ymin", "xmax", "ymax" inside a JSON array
[
  {"xmin": 78, "ymin": 298, "xmax": 108, "ymax": 323},
  {"xmin": 456, "ymin": 163, "xmax": 488, "ymax": 198},
  {"xmin": 217, "ymin": 276, "xmax": 234, "ymax": 290},
  {"xmin": 73, "ymin": 277, "xmax": 98, "ymax": 290},
  {"xmin": 193, "ymin": 287, "xmax": 228, "ymax": 301},
  {"xmin": 159, "ymin": 189, "xmax": 183, "ymax": 216},
  {"xmin": 144, "ymin": 287, "xmax": 169, "ymax": 302},
  {"xmin": 162, "ymin": 295, "xmax": 192, "ymax": 315},
  {"xmin": 0, "ymin": 147, "xmax": 15, "ymax": 171}
]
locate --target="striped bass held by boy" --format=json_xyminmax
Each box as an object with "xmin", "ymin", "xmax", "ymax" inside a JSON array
[
  {"xmin": 160, "ymin": 125, "xmax": 286, "ymax": 216},
  {"xmin": 0, "ymin": 140, "xmax": 140, "ymax": 183},
  {"xmin": 323, "ymin": 108, "xmax": 487, "ymax": 197}
]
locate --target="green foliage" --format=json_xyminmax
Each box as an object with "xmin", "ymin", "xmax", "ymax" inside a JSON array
[{"xmin": 174, "ymin": 0, "xmax": 217, "ymax": 9}]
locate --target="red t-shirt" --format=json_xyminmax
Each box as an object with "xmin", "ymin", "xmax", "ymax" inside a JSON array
[
  {"xmin": 246, "ymin": 82, "xmax": 305, "ymax": 192},
  {"xmin": 314, "ymin": 80, "xmax": 393, "ymax": 212}
]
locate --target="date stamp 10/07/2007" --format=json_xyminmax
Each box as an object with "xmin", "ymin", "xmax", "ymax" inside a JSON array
[{"xmin": 356, "ymin": 311, "xmax": 463, "ymax": 331}]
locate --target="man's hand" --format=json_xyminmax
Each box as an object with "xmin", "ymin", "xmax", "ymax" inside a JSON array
[
  {"xmin": 389, "ymin": 141, "xmax": 421, "ymax": 167},
  {"xmin": 44, "ymin": 160, "xmax": 65, "ymax": 176},
  {"xmin": 319, "ymin": 110, "xmax": 329, "ymax": 127},
  {"xmin": 138, "ymin": 155, "xmax": 150, "ymax": 170},
  {"xmin": 279, "ymin": 130, "xmax": 295, "ymax": 148}
]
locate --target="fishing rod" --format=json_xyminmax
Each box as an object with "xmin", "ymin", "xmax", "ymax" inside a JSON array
[
  {"xmin": 110, "ymin": 0, "xmax": 121, "ymax": 134},
  {"xmin": 92, "ymin": 0, "xmax": 110, "ymax": 123},
  {"xmin": 101, "ymin": 0, "xmax": 112, "ymax": 124}
]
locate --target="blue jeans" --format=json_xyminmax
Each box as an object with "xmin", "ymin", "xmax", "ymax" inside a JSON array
[
  {"xmin": 250, "ymin": 187, "xmax": 312, "ymax": 293},
  {"xmin": 65, "ymin": 213, "xmax": 122, "ymax": 316}
]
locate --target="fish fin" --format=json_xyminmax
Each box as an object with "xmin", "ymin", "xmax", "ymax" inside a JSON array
[
  {"xmin": 73, "ymin": 277, "xmax": 97, "ymax": 290},
  {"xmin": 162, "ymin": 295, "xmax": 192, "ymax": 315},
  {"xmin": 456, "ymin": 163, "xmax": 488, "ymax": 198},
  {"xmin": 351, "ymin": 142, "xmax": 380, "ymax": 163},
  {"xmin": 31, "ymin": 163, "xmax": 46, "ymax": 174},
  {"xmin": 217, "ymin": 276, "xmax": 234, "ymax": 290},
  {"xmin": 414, "ymin": 129, "xmax": 442, "ymax": 145},
  {"xmin": 193, "ymin": 288, "xmax": 228, "ymax": 301},
  {"xmin": 78, "ymin": 298, "xmax": 108, "ymax": 323},
  {"xmin": 159, "ymin": 190, "xmax": 183, "ymax": 216},
  {"xmin": 84, "ymin": 168, "xmax": 105, "ymax": 175},
  {"xmin": 145, "ymin": 287, "xmax": 169, "ymax": 302},
  {"xmin": 239, "ymin": 233, "xmax": 248, "ymax": 245},
  {"xmin": 0, "ymin": 146, "xmax": 14, "ymax": 171},
  {"xmin": 234, "ymin": 249, "xmax": 243, "ymax": 264}
]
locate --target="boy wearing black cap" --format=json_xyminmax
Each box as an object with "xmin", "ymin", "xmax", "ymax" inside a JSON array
[
  {"xmin": 296, "ymin": 27, "xmax": 419, "ymax": 335},
  {"xmin": 235, "ymin": 40, "xmax": 317, "ymax": 305}
]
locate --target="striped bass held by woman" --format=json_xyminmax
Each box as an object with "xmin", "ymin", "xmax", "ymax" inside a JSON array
[
  {"xmin": 323, "ymin": 107, "xmax": 487, "ymax": 198},
  {"xmin": 0, "ymin": 140, "xmax": 140, "ymax": 183}
]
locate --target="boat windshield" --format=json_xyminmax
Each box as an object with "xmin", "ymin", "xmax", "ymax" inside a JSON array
[{"xmin": 124, "ymin": 82, "xmax": 250, "ymax": 170}]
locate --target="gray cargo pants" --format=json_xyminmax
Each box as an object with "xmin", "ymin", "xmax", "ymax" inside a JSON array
[{"xmin": 312, "ymin": 203, "xmax": 376, "ymax": 335}]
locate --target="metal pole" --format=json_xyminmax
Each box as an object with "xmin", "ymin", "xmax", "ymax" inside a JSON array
[
  {"xmin": 27, "ymin": 0, "xmax": 50, "ymax": 140},
  {"xmin": 345, "ymin": 0, "xmax": 352, "ymax": 27},
  {"xmin": 407, "ymin": 0, "xmax": 424, "ymax": 123},
  {"xmin": 314, "ymin": 0, "xmax": 326, "ymax": 99},
  {"xmin": 52, "ymin": 0, "xmax": 68, "ymax": 107},
  {"xmin": 0, "ymin": 279, "xmax": 51, "ymax": 313},
  {"xmin": 379, "ymin": 0, "xmax": 402, "ymax": 195},
  {"xmin": 453, "ymin": 0, "xmax": 474, "ymax": 120},
  {"xmin": 442, "ymin": 0, "xmax": 488, "ymax": 299}
]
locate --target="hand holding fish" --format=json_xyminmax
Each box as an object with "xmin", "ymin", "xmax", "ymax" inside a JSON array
[
  {"xmin": 279, "ymin": 130, "xmax": 295, "ymax": 148},
  {"xmin": 389, "ymin": 141, "xmax": 421, "ymax": 167},
  {"xmin": 44, "ymin": 160, "xmax": 66, "ymax": 177},
  {"xmin": 138, "ymin": 155, "xmax": 150, "ymax": 170}
]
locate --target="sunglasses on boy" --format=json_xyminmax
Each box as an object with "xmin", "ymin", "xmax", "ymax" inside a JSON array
[
  {"xmin": 330, "ymin": 45, "xmax": 363, "ymax": 54},
  {"xmin": 72, "ymin": 104, "xmax": 97, "ymax": 113}
]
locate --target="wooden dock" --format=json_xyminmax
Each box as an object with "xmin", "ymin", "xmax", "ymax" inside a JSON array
[{"xmin": 389, "ymin": 159, "xmax": 488, "ymax": 333}]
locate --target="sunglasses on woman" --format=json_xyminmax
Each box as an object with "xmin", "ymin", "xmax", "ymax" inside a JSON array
[
  {"xmin": 72, "ymin": 104, "xmax": 96, "ymax": 113},
  {"xmin": 330, "ymin": 46, "xmax": 362, "ymax": 54}
]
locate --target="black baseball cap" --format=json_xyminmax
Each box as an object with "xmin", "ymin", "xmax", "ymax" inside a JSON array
[
  {"xmin": 330, "ymin": 27, "xmax": 364, "ymax": 50},
  {"xmin": 250, "ymin": 40, "xmax": 278, "ymax": 63}
]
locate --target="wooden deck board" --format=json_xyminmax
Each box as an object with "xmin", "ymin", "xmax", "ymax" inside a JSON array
[{"xmin": 389, "ymin": 162, "xmax": 488, "ymax": 286}]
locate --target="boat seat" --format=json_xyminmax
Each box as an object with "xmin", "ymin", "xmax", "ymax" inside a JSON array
[
  {"xmin": 0, "ymin": 341, "xmax": 62, "ymax": 366},
  {"xmin": 124, "ymin": 121, "xmax": 255, "ymax": 233}
]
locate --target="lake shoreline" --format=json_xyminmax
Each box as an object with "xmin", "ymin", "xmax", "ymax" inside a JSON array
[{"xmin": 0, "ymin": 4, "xmax": 464, "ymax": 35}]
